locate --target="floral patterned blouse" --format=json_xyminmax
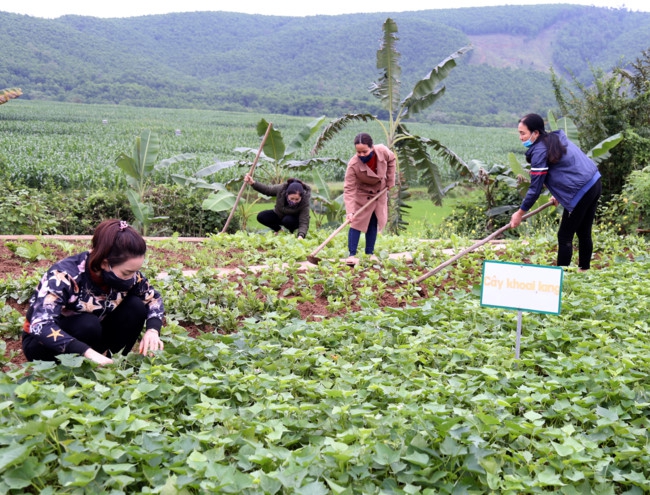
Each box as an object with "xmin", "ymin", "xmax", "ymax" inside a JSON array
[{"xmin": 24, "ymin": 251, "xmax": 164, "ymax": 355}]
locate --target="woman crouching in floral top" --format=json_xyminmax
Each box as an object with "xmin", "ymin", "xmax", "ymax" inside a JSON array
[{"xmin": 22, "ymin": 219, "xmax": 165, "ymax": 365}]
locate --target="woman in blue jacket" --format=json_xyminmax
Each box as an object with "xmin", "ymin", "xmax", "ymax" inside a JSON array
[{"xmin": 510, "ymin": 113, "xmax": 602, "ymax": 271}]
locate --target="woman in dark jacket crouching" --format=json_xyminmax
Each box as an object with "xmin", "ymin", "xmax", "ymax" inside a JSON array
[{"xmin": 243, "ymin": 175, "xmax": 311, "ymax": 239}]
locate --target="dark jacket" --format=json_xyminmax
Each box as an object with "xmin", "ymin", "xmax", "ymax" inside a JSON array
[
  {"xmin": 521, "ymin": 130, "xmax": 601, "ymax": 213},
  {"xmin": 23, "ymin": 251, "xmax": 164, "ymax": 356},
  {"xmin": 251, "ymin": 178, "xmax": 311, "ymax": 238}
]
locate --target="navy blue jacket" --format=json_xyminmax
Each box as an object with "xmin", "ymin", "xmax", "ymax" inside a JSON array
[{"xmin": 521, "ymin": 130, "xmax": 600, "ymax": 213}]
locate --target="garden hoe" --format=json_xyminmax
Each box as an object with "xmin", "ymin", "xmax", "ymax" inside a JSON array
[
  {"xmin": 221, "ymin": 122, "xmax": 273, "ymax": 233},
  {"xmin": 307, "ymin": 188, "xmax": 389, "ymax": 265},
  {"xmin": 414, "ymin": 200, "xmax": 554, "ymax": 285}
]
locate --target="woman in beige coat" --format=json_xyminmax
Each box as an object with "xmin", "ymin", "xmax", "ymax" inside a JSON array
[{"xmin": 344, "ymin": 133, "xmax": 396, "ymax": 264}]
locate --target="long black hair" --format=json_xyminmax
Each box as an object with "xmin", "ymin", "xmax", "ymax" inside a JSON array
[{"xmin": 519, "ymin": 113, "xmax": 566, "ymax": 165}]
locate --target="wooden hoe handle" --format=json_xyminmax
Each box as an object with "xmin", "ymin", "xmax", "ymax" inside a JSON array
[
  {"xmin": 414, "ymin": 201, "xmax": 554, "ymax": 284},
  {"xmin": 221, "ymin": 122, "xmax": 273, "ymax": 234},
  {"xmin": 308, "ymin": 188, "xmax": 389, "ymax": 261}
]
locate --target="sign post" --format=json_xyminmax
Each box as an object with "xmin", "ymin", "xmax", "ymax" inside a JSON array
[{"xmin": 480, "ymin": 261, "xmax": 563, "ymax": 358}]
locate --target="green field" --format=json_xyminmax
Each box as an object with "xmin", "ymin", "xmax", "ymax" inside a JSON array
[
  {"xmin": 2, "ymin": 100, "xmax": 650, "ymax": 494},
  {"xmin": 1, "ymin": 230, "xmax": 650, "ymax": 493},
  {"xmin": 1, "ymin": 100, "xmax": 521, "ymax": 191}
]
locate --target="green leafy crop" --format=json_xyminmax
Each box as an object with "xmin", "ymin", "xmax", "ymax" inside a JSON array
[{"xmin": 1, "ymin": 231, "xmax": 649, "ymax": 493}]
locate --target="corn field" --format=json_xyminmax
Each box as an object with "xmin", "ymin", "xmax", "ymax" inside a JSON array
[{"xmin": 1, "ymin": 100, "xmax": 521, "ymax": 191}]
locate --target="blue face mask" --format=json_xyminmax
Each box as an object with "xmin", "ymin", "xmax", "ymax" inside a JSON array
[{"xmin": 522, "ymin": 132, "xmax": 537, "ymax": 149}]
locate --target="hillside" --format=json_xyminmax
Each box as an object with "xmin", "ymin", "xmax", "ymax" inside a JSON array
[{"xmin": 1, "ymin": 5, "xmax": 649, "ymax": 126}]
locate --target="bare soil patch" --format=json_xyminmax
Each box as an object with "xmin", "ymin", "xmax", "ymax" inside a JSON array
[{"xmin": 1, "ymin": 239, "xmax": 443, "ymax": 369}]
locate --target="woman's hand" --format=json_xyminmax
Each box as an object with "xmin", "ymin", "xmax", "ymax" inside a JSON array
[
  {"xmin": 509, "ymin": 209, "xmax": 525, "ymax": 229},
  {"xmin": 346, "ymin": 213, "xmax": 355, "ymax": 223},
  {"xmin": 550, "ymin": 196, "xmax": 559, "ymax": 206},
  {"xmin": 84, "ymin": 348, "xmax": 114, "ymax": 365},
  {"xmin": 243, "ymin": 174, "xmax": 254, "ymax": 185},
  {"xmin": 139, "ymin": 329, "xmax": 164, "ymax": 356}
]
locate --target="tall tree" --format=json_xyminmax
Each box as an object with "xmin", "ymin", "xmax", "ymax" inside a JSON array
[
  {"xmin": 551, "ymin": 48, "xmax": 650, "ymax": 202},
  {"xmin": 312, "ymin": 18, "xmax": 472, "ymax": 233}
]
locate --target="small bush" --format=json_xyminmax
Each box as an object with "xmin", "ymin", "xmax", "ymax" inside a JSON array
[
  {"xmin": 0, "ymin": 183, "xmax": 239, "ymax": 236},
  {"xmin": 426, "ymin": 194, "xmax": 559, "ymax": 240},
  {"xmin": 0, "ymin": 182, "xmax": 59, "ymax": 234},
  {"xmin": 144, "ymin": 184, "xmax": 239, "ymax": 236},
  {"xmin": 426, "ymin": 181, "xmax": 524, "ymax": 239},
  {"xmin": 600, "ymin": 165, "xmax": 650, "ymax": 236},
  {"xmin": 50, "ymin": 189, "xmax": 134, "ymax": 235}
]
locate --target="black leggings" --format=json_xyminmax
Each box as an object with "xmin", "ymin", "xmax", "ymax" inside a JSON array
[
  {"xmin": 557, "ymin": 178, "xmax": 601, "ymax": 270},
  {"xmin": 257, "ymin": 210, "xmax": 299, "ymax": 233},
  {"xmin": 22, "ymin": 296, "xmax": 147, "ymax": 361}
]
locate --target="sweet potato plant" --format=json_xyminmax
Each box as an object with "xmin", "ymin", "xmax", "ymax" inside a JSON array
[{"xmin": 0, "ymin": 229, "xmax": 649, "ymax": 494}]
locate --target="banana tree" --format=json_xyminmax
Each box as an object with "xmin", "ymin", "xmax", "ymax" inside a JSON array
[
  {"xmin": 186, "ymin": 116, "xmax": 342, "ymax": 187},
  {"xmin": 310, "ymin": 169, "xmax": 345, "ymax": 228},
  {"xmin": 237, "ymin": 116, "xmax": 342, "ymax": 184},
  {"xmin": 0, "ymin": 88, "xmax": 22, "ymax": 105},
  {"xmin": 312, "ymin": 18, "xmax": 472, "ymax": 233},
  {"xmin": 115, "ymin": 130, "xmax": 195, "ymax": 235},
  {"xmin": 171, "ymin": 173, "xmax": 236, "ymax": 215}
]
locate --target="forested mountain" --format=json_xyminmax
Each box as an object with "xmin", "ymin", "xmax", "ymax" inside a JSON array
[{"xmin": 1, "ymin": 5, "xmax": 649, "ymax": 126}]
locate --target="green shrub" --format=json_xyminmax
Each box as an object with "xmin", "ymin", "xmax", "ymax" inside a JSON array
[
  {"xmin": 144, "ymin": 184, "xmax": 239, "ymax": 236},
  {"xmin": 426, "ymin": 182, "xmax": 525, "ymax": 238},
  {"xmin": 426, "ymin": 193, "xmax": 559, "ymax": 240},
  {"xmin": 428, "ymin": 199, "xmax": 489, "ymax": 238},
  {"xmin": 0, "ymin": 182, "xmax": 239, "ymax": 236},
  {"xmin": 600, "ymin": 165, "xmax": 650, "ymax": 236},
  {"xmin": 48, "ymin": 189, "xmax": 134, "ymax": 235},
  {"xmin": 0, "ymin": 182, "xmax": 59, "ymax": 234}
]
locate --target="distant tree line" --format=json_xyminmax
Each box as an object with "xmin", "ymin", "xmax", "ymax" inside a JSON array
[{"xmin": 1, "ymin": 6, "xmax": 649, "ymax": 126}]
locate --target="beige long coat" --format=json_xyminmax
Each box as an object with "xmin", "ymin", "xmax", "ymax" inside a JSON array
[{"xmin": 343, "ymin": 144, "xmax": 396, "ymax": 233}]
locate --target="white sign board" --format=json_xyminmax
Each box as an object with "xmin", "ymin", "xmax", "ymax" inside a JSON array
[{"xmin": 480, "ymin": 261, "xmax": 563, "ymax": 315}]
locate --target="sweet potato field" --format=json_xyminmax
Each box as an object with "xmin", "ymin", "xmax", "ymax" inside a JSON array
[{"xmin": 1, "ymin": 229, "xmax": 649, "ymax": 494}]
